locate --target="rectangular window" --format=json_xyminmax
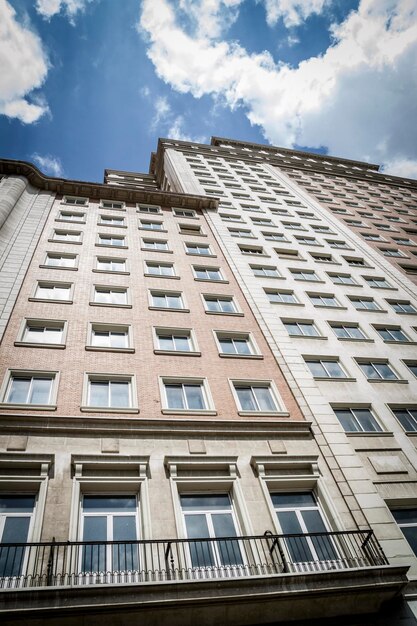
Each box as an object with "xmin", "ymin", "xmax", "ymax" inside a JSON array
[
  {"xmin": 284, "ymin": 321, "xmax": 320, "ymax": 337},
  {"xmin": 239, "ymin": 245, "xmax": 265, "ymax": 255},
  {"xmin": 380, "ymin": 248, "xmax": 406, "ymax": 257},
  {"xmin": 155, "ymin": 328, "xmax": 196, "ymax": 353},
  {"xmin": 263, "ymin": 232, "xmax": 288, "ymax": 242},
  {"xmin": 0, "ymin": 495, "xmax": 36, "ymax": 576},
  {"xmin": 391, "ymin": 509, "xmax": 417, "ymax": 556},
  {"xmin": 215, "ymin": 331, "xmax": 258, "ymax": 356},
  {"xmin": 1, "ymin": 371, "xmax": 57, "ymax": 406},
  {"xmin": 229, "ymin": 228, "xmax": 254, "ymax": 238},
  {"xmin": 44, "ymin": 253, "xmax": 77, "ymax": 268},
  {"xmin": 364, "ymin": 277, "xmax": 392, "ymax": 288},
  {"xmin": 330, "ymin": 323, "xmax": 367, "ymax": 340},
  {"xmin": 52, "ymin": 230, "xmax": 82, "ymax": 243},
  {"xmin": 98, "ymin": 234, "xmax": 126, "ymax": 247},
  {"xmin": 266, "ymin": 289, "xmax": 298, "ymax": 304},
  {"xmin": 232, "ymin": 381, "xmax": 280, "ymax": 413},
  {"xmin": 86, "ymin": 376, "xmax": 134, "ymax": 409},
  {"xmin": 137, "ymin": 204, "xmax": 161, "ymax": 214},
  {"xmin": 19, "ymin": 320, "xmax": 65, "ymax": 346},
  {"xmin": 328, "ymin": 273, "xmax": 357, "ymax": 285},
  {"xmin": 179, "ymin": 224, "xmax": 203, "ymax": 236},
  {"xmin": 99, "ymin": 215, "xmax": 125, "ymax": 227},
  {"xmin": 100, "ymin": 200, "xmax": 125, "ymax": 210},
  {"xmin": 305, "ymin": 359, "xmax": 348, "ymax": 379},
  {"xmin": 173, "ymin": 208, "xmax": 196, "ymax": 218},
  {"xmin": 63, "ymin": 196, "xmax": 87, "ymax": 206},
  {"xmin": 349, "ymin": 297, "xmax": 380, "ymax": 311},
  {"xmin": 291, "ymin": 270, "xmax": 320, "ymax": 282},
  {"xmin": 392, "ymin": 407, "xmax": 417, "ymax": 432},
  {"xmin": 203, "ymin": 295, "xmax": 237, "ymax": 314},
  {"xmin": 89, "ymin": 324, "xmax": 130, "ymax": 350},
  {"xmin": 185, "ymin": 243, "xmax": 213, "ymax": 256},
  {"xmin": 93, "ymin": 287, "xmax": 128, "ymax": 306},
  {"xmin": 145, "ymin": 261, "xmax": 175, "ymax": 277},
  {"xmin": 309, "ymin": 294, "xmax": 340, "ymax": 308},
  {"xmin": 375, "ymin": 326, "xmax": 409, "ymax": 342},
  {"xmin": 57, "ymin": 211, "xmax": 85, "ymax": 223},
  {"xmin": 251, "ymin": 265, "xmax": 280, "ymax": 277},
  {"xmin": 140, "ymin": 220, "xmax": 164, "ymax": 231},
  {"xmin": 193, "ymin": 266, "xmax": 224, "ymax": 281},
  {"xmin": 309, "ymin": 253, "xmax": 334, "ymax": 263},
  {"xmin": 357, "ymin": 361, "xmax": 399, "ymax": 380},
  {"xmin": 162, "ymin": 378, "xmax": 210, "ymax": 411},
  {"xmin": 150, "ymin": 291, "xmax": 185, "ymax": 310},
  {"xmin": 388, "ymin": 300, "xmax": 417, "ymax": 314},
  {"xmin": 34, "ymin": 282, "xmax": 72, "ymax": 301},
  {"xmin": 334, "ymin": 407, "xmax": 382, "ymax": 432},
  {"xmin": 96, "ymin": 257, "xmax": 127, "ymax": 273},
  {"xmin": 142, "ymin": 239, "xmax": 169, "ymax": 251}
]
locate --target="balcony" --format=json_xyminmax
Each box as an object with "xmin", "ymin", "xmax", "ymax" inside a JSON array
[{"xmin": 0, "ymin": 531, "xmax": 409, "ymax": 625}]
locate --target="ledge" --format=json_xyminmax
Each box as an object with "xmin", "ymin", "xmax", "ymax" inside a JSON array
[
  {"xmin": 161, "ymin": 409, "xmax": 218, "ymax": 416},
  {"xmin": 144, "ymin": 274, "xmax": 180, "ymax": 280},
  {"xmin": 14, "ymin": 342, "xmax": 65, "ymax": 349},
  {"xmin": 238, "ymin": 411, "xmax": 290, "ymax": 417},
  {"xmin": 0, "ymin": 404, "xmax": 56, "ymax": 411},
  {"xmin": 139, "ymin": 228, "xmax": 168, "ymax": 233},
  {"xmin": 92, "ymin": 269, "xmax": 130, "ymax": 276},
  {"xmin": 365, "ymin": 378, "xmax": 408, "ymax": 384},
  {"xmin": 219, "ymin": 353, "xmax": 263, "ymax": 359},
  {"xmin": 141, "ymin": 248, "xmax": 173, "ymax": 254},
  {"xmin": 80, "ymin": 407, "xmax": 139, "ymax": 414},
  {"xmin": 39, "ymin": 264, "xmax": 78, "ymax": 271},
  {"xmin": 204, "ymin": 311, "xmax": 244, "ymax": 317},
  {"xmin": 194, "ymin": 278, "xmax": 229, "ymax": 284},
  {"xmin": 154, "ymin": 350, "xmax": 201, "ymax": 357},
  {"xmin": 149, "ymin": 307, "xmax": 190, "ymax": 313},
  {"xmin": 95, "ymin": 243, "xmax": 128, "ymax": 249},
  {"xmin": 85, "ymin": 346, "xmax": 135, "ymax": 353},
  {"xmin": 28, "ymin": 298, "xmax": 72, "ymax": 305},
  {"xmin": 47, "ymin": 239, "xmax": 82, "ymax": 245},
  {"xmin": 313, "ymin": 377, "xmax": 357, "ymax": 382},
  {"xmin": 89, "ymin": 302, "xmax": 132, "ymax": 309}
]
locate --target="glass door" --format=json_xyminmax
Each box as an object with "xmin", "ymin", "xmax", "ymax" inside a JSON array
[{"xmin": 0, "ymin": 495, "xmax": 36, "ymax": 580}]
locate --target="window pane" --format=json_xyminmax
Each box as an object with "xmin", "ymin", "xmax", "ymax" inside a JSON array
[
  {"xmin": 166, "ymin": 385, "xmax": 185, "ymax": 409},
  {"xmin": 271, "ymin": 493, "xmax": 316, "ymax": 508},
  {"xmin": 30, "ymin": 378, "xmax": 51, "ymax": 404},
  {"xmin": 236, "ymin": 387, "xmax": 257, "ymax": 411},
  {"xmin": 307, "ymin": 362, "xmax": 326, "ymax": 377},
  {"xmin": 89, "ymin": 381, "xmax": 109, "ymax": 406},
  {"xmin": 92, "ymin": 331, "xmax": 110, "ymax": 347},
  {"xmin": 212, "ymin": 513, "xmax": 243, "ymax": 566},
  {"xmin": 174, "ymin": 336, "xmax": 190, "ymax": 351},
  {"xmin": 184, "ymin": 514, "xmax": 215, "ymax": 567},
  {"xmin": 184, "ymin": 384, "xmax": 205, "ymax": 410},
  {"xmin": 111, "ymin": 332, "xmax": 128, "ymax": 348},
  {"xmin": 401, "ymin": 527, "xmax": 417, "ymax": 556},
  {"xmin": 7, "ymin": 378, "xmax": 30, "ymax": 403},
  {"xmin": 82, "ymin": 516, "xmax": 107, "ymax": 572},
  {"xmin": 159, "ymin": 336, "xmax": 174, "ymax": 350},
  {"xmin": 254, "ymin": 386, "xmax": 277, "ymax": 411},
  {"xmin": 83, "ymin": 496, "xmax": 136, "ymax": 512},
  {"xmin": 0, "ymin": 496, "xmax": 36, "ymax": 513},
  {"xmin": 355, "ymin": 409, "xmax": 382, "ymax": 431},
  {"xmin": 234, "ymin": 339, "xmax": 251, "ymax": 354},
  {"xmin": 181, "ymin": 495, "xmax": 231, "ymax": 510},
  {"xmin": 374, "ymin": 363, "xmax": 397, "ymax": 379},
  {"xmin": 335, "ymin": 410, "xmax": 360, "ymax": 432},
  {"xmin": 112, "ymin": 516, "xmax": 138, "ymax": 571},
  {"xmin": 324, "ymin": 361, "xmax": 345, "ymax": 377},
  {"xmin": 110, "ymin": 381, "xmax": 130, "ymax": 407},
  {"xmin": 0, "ymin": 517, "xmax": 31, "ymax": 576}
]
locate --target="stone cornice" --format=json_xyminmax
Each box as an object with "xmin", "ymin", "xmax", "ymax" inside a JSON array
[
  {"xmin": 0, "ymin": 413, "xmax": 312, "ymax": 438},
  {"xmin": 0, "ymin": 159, "xmax": 217, "ymax": 211}
]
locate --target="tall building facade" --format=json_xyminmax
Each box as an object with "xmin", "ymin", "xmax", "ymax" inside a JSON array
[{"xmin": 0, "ymin": 138, "xmax": 416, "ymax": 625}]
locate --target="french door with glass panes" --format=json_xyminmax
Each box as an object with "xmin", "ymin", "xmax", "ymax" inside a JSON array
[
  {"xmin": 181, "ymin": 494, "xmax": 244, "ymax": 576},
  {"xmin": 80, "ymin": 495, "xmax": 139, "ymax": 581},
  {"xmin": 272, "ymin": 492, "xmax": 338, "ymax": 570},
  {"xmin": 0, "ymin": 495, "xmax": 36, "ymax": 582}
]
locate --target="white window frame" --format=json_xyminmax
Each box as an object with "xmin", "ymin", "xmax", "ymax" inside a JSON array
[
  {"xmin": 56, "ymin": 210, "xmax": 85, "ymax": 224},
  {"xmin": 282, "ymin": 320, "xmax": 321, "ymax": 338},
  {"xmin": 153, "ymin": 327, "xmax": 199, "ymax": 355},
  {"xmin": 141, "ymin": 238, "xmax": 170, "ymax": 252},
  {"xmin": 94, "ymin": 256, "xmax": 128, "ymax": 274},
  {"xmin": 0, "ymin": 369, "xmax": 60, "ymax": 409},
  {"xmin": 62, "ymin": 196, "xmax": 88, "ymax": 206},
  {"xmin": 50, "ymin": 229, "xmax": 83, "ymax": 244},
  {"xmin": 98, "ymin": 214, "xmax": 126, "ymax": 228},
  {"xmin": 136, "ymin": 204, "xmax": 161, "ymax": 214},
  {"xmin": 144, "ymin": 261, "xmax": 177, "ymax": 278},
  {"xmin": 31, "ymin": 281, "xmax": 73, "ymax": 303},
  {"xmin": 214, "ymin": 330, "xmax": 262, "ymax": 358},
  {"xmin": 192, "ymin": 265, "xmax": 226, "ymax": 283},
  {"xmin": 100, "ymin": 200, "xmax": 126, "ymax": 211},
  {"xmin": 15, "ymin": 318, "xmax": 68, "ymax": 349},
  {"xmin": 355, "ymin": 359, "xmax": 401, "ymax": 382},
  {"xmin": 82, "ymin": 373, "xmax": 138, "ymax": 413},
  {"xmin": 229, "ymin": 379, "xmax": 287, "ymax": 416},
  {"xmin": 139, "ymin": 219, "xmax": 165, "ymax": 231},
  {"xmin": 202, "ymin": 293, "xmax": 241, "ymax": 315},
  {"xmin": 96, "ymin": 233, "xmax": 127, "ymax": 248},
  {"xmin": 184, "ymin": 242, "xmax": 215, "ymax": 257},
  {"xmin": 86, "ymin": 323, "xmax": 134, "ymax": 353},
  {"xmin": 91, "ymin": 285, "xmax": 130, "ymax": 308},
  {"xmin": 329, "ymin": 323, "xmax": 368, "ymax": 341},
  {"xmin": 332, "ymin": 406, "xmax": 383, "ymax": 433},
  {"xmin": 159, "ymin": 377, "xmax": 216, "ymax": 415},
  {"xmin": 149, "ymin": 289, "xmax": 187, "ymax": 311},
  {"xmin": 42, "ymin": 252, "xmax": 78, "ymax": 270},
  {"xmin": 304, "ymin": 358, "xmax": 351, "ymax": 380},
  {"xmin": 172, "ymin": 208, "xmax": 197, "ymax": 219}
]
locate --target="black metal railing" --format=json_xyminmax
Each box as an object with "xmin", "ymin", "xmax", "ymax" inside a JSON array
[{"xmin": 0, "ymin": 530, "xmax": 388, "ymax": 589}]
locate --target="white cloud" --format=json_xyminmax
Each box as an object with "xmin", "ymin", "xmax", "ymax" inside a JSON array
[
  {"xmin": 382, "ymin": 157, "xmax": 417, "ymax": 179},
  {"xmin": 139, "ymin": 0, "xmax": 417, "ymax": 177},
  {"xmin": 167, "ymin": 115, "xmax": 207, "ymax": 143},
  {"xmin": 32, "ymin": 153, "xmax": 64, "ymax": 177},
  {"xmin": 151, "ymin": 95, "xmax": 171, "ymax": 128},
  {"xmin": 35, "ymin": 0, "xmax": 93, "ymax": 21},
  {"xmin": 261, "ymin": 0, "xmax": 329, "ymax": 27},
  {"xmin": 0, "ymin": 0, "xmax": 49, "ymax": 123},
  {"xmin": 177, "ymin": 0, "xmax": 243, "ymax": 39}
]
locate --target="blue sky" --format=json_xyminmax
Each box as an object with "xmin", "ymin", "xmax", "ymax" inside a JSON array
[{"xmin": 1, "ymin": 0, "xmax": 417, "ymax": 182}]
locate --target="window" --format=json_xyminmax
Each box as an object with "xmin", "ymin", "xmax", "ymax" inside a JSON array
[
  {"xmin": 374, "ymin": 327, "xmax": 410, "ymax": 342},
  {"xmin": 263, "ymin": 232, "xmax": 288, "ymax": 242},
  {"xmin": 291, "ymin": 270, "xmax": 320, "ymax": 282},
  {"xmin": 309, "ymin": 253, "xmax": 334, "ymax": 263},
  {"xmin": 57, "ymin": 211, "xmax": 85, "ymax": 223},
  {"xmin": 305, "ymin": 359, "xmax": 348, "ymax": 379},
  {"xmin": 344, "ymin": 257, "xmax": 367, "ymax": 267},
  {"xmin": 394, "ymin": 238, "xmax": 415, "ymax": 246},
  {"xmin": 193, "ymin": 266, "xmax": 224, "ymax": 281},
  {"xmin": 185, "ymin": 243, "xmax": 213, "ymax": 256},
  {"xmin": 140, "ymin": 220, "xmax": 164, "ymax": 231},
  {"xmin": 173, "ymin": 208, "xmax": 196, "ymax": 218},
  {"xmin": 380, "ymin": 248, "xmax": 406, "ymax": 257},
  {"xmin": 391, "ymin": 509, "xmax": 417, "ymax": 556},
  {"xmin": 295, "ymin": 236, "xmax": 319, "ymax": 246},
  {"xmin": 150, "ymin": 290, "xmax": 185, "ymax": 310},
  {"xmin": 1, "ymin": 371, "xmax": 58, "ymax": 406},
  {"xmin": 181, "ymin": 494, "xmax": 243, "ymax": 568},
  {"xmin": 282, "ymin": 222, "xmax": 305, "ymax": 230},
  {"xmin": 349, "ymin": 297, "xmax": 380, "ymax": 311},
  {"xmin": 266, "ymin": 289, "xmax": 298, "ymax": 304},
  {"xmin": 93, "ymin": 286, "xmax": 128, "ymax": 306},
  {"xmin": 251, "ymin": 265, "xmax": 280, "ymax": 278},
  {"xmin": 251, "ymin": 217, "xmax": 273, "ymax": 226},
  {"xmin": 220, "ymin": 214, "xmax": 244, "ymax": 222},
  {"xmin": 215, "ymin": 331, "xmax": 259, "ymax": 356},
  {"xmin": 330, "ymin": 323, "xmax": 367, "ymax": 340},
  {"xmin": 364, "ymin": 277, "xmax": 392, "ymax": 288},
  {"xmin": 99, "ymin": 215, "xmax": 125, "ymax": 227},
  {"xmin": 392, "ymin": 408, "xmax": 417, "ymax": 432},
  {"xmin": 44, "ymin": 253, "xmax": 77, "ymax": 268},
  {"xmin": 229, "ymin": 228, "xmax": 254, "ymax": 238},
  {"xmin": 100, "ymin": 200, "xmax": 125, "ymax": 210},
  {"xmin": 363, "ymin": 234, "xmax": 385, "ymax": 241},
  {"xmin": 357, "ymin": 361, "xmax": 399, "ymax": 381},
  {"xmin": 328, "ymin": 273, "xmax": 357, "ymax": 285},
  {"xmin": 239, "ymin": 245, "xmax": 265, "ymax": 255},
  {"xmin": 334, "ymin": 407, "xmax": 382, "ymax": 432},
  {"xmin": 85, "ymin": 375, "xmax": 135, "ymax": 410},
  {"xmin": 63, "ymin": 196, "xmax": 87, "ymax": 206},
  {"xmin": 98, "ymin": 234, "xmax": 126, "ymax": 247},
  {"xmin": 283, "ymin": 321, "xmax": 320, "ymax": 337},
  {"xmin": 95, "ymin": 256, "xmax": 127, "ymax": 273},
  {"xmin": 145, "ymin": 261, "xmax": 175, "ymax": 277},
  {"xmin": 154, "ymin": 328, "xmax": 197, "ymax": 353},
  {"xmin": 89, "ymin": 324, "xmax": 131, "ymax": 350},
  {"xmin": 179, "ymin": 223, "xmax": 204, "ymax": 236},
  {"xmin": 203, "ymin": 295, "xmax": 237, "ymax": 314},
  {"xmin": 142, "ymin": 239, "xmax": 169, "ymax": 251},
  {"xmin": 272, "ymin": 493, "xmax": 336, "ymax": 564},
  {"xmin": 0, "ymin": 495, "xmax": 36, "ymax": 577},
  {"xmin": 33, "ymin": 282, "xmax": 72, "ymax": 302},
  {"xmin": 309, "ymin": 294, "xmax": 341, "ymax": 308},
  {"xmin": 389, "ymin": 300, "xmax": 417, "ymax": 314},
  {"xmin": 80, "ymin": 495, "xmax": 139, "ymax": 573},
  {"xmin": 327, "ymin": 240, "xmax": 349, "ymax": 249},
  {"xmin": 137, "ymin": 204, "xmax": 161, "ymax": 214},
  {"xmin": 232, "ymin": 381, "xmax": 281, "ymax": 413},
  {"xmin": 161, "ymin": 378, "xmax": 211, "ymax": 412},
  {"xmin": 52, "ymin": 230, "xmax": 82, "ymax": 243},
  {"xmin": 18, "ymin": 320, "xmax": 66, "ymax": 346}
]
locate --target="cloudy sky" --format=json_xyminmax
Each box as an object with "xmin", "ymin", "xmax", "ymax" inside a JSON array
[{"xmin": 1, "ymin": 0, "xmax": 416, "ymax": 182}]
